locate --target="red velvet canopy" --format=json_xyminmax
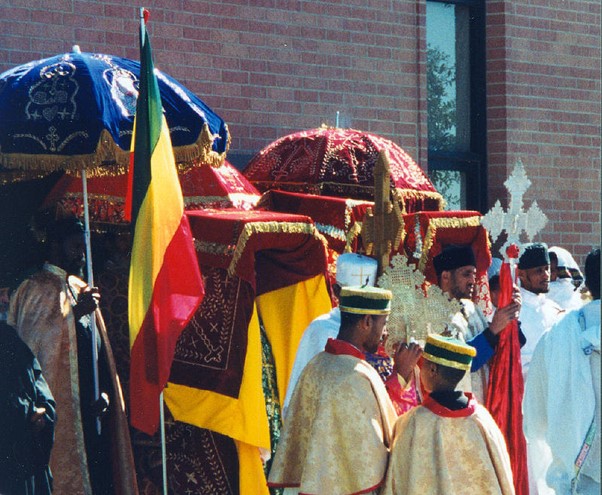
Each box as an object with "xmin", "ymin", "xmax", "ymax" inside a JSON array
[{"xmin": 243, "ymin": 126, "xmax": 444, "ymax": 214}]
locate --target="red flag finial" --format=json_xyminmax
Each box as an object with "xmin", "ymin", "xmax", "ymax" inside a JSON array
[{"xmin": 143, "ymin": 8, "xmax": 150, "ymax": 24}]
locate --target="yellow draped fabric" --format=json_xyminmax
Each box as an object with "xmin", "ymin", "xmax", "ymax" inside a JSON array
[
  {"xmin": 382, "ymin": 403, "xmax": 515, "ymax": 495},
  {"xmin": 255, "ymin": 273, "xmax": 332, "ymax": 407},
  {"xmin": 165, "ymin": 274, "xmax": 331, "ymax": 495}
]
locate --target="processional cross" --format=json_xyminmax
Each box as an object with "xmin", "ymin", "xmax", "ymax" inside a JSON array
[
  {"xmin": 361, "ymin": 150, "xmax": 404, "ymax": 276},
  {"xmin": 481, "ymin": 159, "xmax": 548, "ymax": 261}
]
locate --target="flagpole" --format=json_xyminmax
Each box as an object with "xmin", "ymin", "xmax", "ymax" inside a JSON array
[
  {"xmin": 140, "ymin": 10, "xmax": 169, "ymax": 494},
  {"xmin": 81, "ymin": 168, "xmax": 101, "ymax": 435},
  {"xmin": 160, "ymin": 391, "xmax": 168, "ymax": 495}
]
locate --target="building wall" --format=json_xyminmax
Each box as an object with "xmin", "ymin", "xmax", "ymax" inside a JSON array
[
  {"xmin": 0, "ymin": 0, "xmax": 599, "ymax": 265},
  {"xmin": 487, "ymin": 0, "xmax": 601, "ymax": 263}
]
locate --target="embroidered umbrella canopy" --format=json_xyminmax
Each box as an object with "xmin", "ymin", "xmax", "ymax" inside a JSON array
[
  {"xmin": 243, "ymin": 126, "xmax": 444, "ymax": 214},
  {"xmin": 0, "ymin": 46, "xmax": 230, "ymax": 176},
  {"xmin": 41, "ymin": 160, "xmax": 261, "ymax": 228}
]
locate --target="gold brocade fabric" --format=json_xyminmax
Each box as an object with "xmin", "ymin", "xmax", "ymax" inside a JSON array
[
  {"xmin": 268, "ymin": 352, "xmax": 397, "ymax": 495},
  {"xmin": 381, "ymin": 404, "xmax": 515, "ymax": 495},
  {"xmin": 8, "ymin": 264, "xmax": 138, "ymax": 495}
]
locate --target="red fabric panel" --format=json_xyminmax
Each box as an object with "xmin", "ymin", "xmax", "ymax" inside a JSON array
[
  {"xmin": 260, "ymin": 190, "xmax": 372, "ymax": 253},
  {"xmin": 186, "ymin": 209, "xmax": 328, "ymax": 293},
  {"xmin": 486, "ymin": 262, "xmax": 529, "ymax": 495},
  {"xmin": 399, "ymin": 210, "xmax": 491, "ymax": 284}
]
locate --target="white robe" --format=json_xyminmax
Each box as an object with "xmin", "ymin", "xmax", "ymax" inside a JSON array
[
  {"xmin": 283, "ymin": 307, "xmax": 340, "ymax": 415},
  {"xmin": 450, "ymin": 300, "xmax": 489, "ymax": 403},
  {"xmin": 523, "ymin": 299, "xmax": 600, "ymax": 495},
  {"xmin": 547, "ymin": 278, "xmax": 585, "ymax": 312},
  {"xmin": 518, "ymin": 288, "xmax": 564, "ymax": 381}
]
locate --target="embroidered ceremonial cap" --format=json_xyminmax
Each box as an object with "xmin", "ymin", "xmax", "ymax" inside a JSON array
[
  {"xmin": 433, "ymin": 245, "xmax": 477, "ymax": 277},
  {"xmin": 339, "ymin": 286, "xmax": 392, "ymax": 315},
  {"xmin": 423, "ymin": 334, "xmax": 476, "ymax": 371},
  {"xmin": 336, "ymin": 253, "xmax": 378, "ymax": 287},
  {"xmin": 518, "ymin": 242, "xmax": 549, "ymax": 269}
]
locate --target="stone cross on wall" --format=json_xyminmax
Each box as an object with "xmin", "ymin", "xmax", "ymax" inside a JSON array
[
  {"xmin": 481, "ymin": 159, "xmax": 548, "ymax": 261},
  {"xmin": 361, "ymin": 150, "xmax": 404, "ymax": 276}
]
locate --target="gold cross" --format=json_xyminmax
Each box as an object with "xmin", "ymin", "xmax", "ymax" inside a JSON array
[
  {"xmin": 350, "ymin": 265, "xmax": 369, "ymax": 286},
  {"xmin": 361, "ymin": 150, "xmax": 404, "ymax": 276}
]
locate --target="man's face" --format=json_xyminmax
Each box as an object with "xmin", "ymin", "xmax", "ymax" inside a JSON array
[
  {"xmin": 449, "ymin": 265, "xmax": 477, "ymax": 300},
  {"xmin": 519, "ymin": 265, "xmax": 551, "ymax": 294},
  {"xmin": 365, "ymin": 314, "xmax": 389, "ymax": 354},
  {"xmin": 59, "ymin": 233, "xmax": 86, "ymax": 277}
]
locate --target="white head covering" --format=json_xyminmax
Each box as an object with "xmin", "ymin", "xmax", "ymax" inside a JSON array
[
  {"xmin": 549, "ymin": 246, "xmax": 580, "ymax": 271},
  {"xmin": 336, "ymin": 253, "xmax": 378, "ymax": 287}
]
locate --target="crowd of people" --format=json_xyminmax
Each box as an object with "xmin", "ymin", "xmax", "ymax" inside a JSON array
[
  {"xmin": 270, "ymin": 243, "xmax": 600, "ymax": 495},
  {"xmin": 0, "ymin": 212, "xmax": 599, "ymax": 495}
]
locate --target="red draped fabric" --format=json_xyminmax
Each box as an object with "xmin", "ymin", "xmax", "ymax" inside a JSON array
[{"xmin": 486, "ymin": 260, "xmax": 529, "ymax": 495}]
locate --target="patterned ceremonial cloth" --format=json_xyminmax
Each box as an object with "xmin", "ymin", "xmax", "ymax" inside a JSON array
[
  {"xmin": 42, "ymin": 160, "xmax": 260, "ymax": 227},
  {"xmin": 243, "ymin": 126, "xmax": 443, "ymax": 213},
  {"xmin": 400, "ymin": 210, "xmax": 493, "ymax": 316},
  {"xmin": 258, "ymin": 189, "xmax": 372, "ymax": 255},
  {"xmin": 165, "ymin": 208, "xmax": 332, "ymax": 495},
  {"xmin": 166, "ymin": 418, "xmax": 239, "ymax": 495},
  {"xmin": 268, "ymin": 339, "xmax": 398, "ymax": 495},
  {"xmin": 382, "ymin": 394, "xmax": 515, "ymax": 495}
]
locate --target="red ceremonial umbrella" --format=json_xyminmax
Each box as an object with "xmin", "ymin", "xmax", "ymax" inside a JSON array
[
  {"xmin": 42, "ymin": 160, "xmax": 261, "ymax": 226},
  {"xmin": 243, "ymin": 126, "xmax": 444, "ymax": 214}
]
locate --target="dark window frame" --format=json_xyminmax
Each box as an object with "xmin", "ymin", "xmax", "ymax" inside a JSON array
[{"xmin": 426, "ymin": 0, "xmax": 487, "ymax": 212}]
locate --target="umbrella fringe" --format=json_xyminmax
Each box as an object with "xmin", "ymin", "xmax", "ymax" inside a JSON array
[{"xmin": 0, "ymin": 123, "xmax": 229, "ymax": 177}]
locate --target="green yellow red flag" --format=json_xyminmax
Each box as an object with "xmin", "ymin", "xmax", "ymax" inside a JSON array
[{"xmin": 127, "ymin": 10, "xmax": 204, "ymax": 435}]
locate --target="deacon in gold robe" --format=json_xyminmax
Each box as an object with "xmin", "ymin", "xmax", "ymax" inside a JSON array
[
  {"xmin": 8, "ymin": 217, "xmax": 138, "ymax": 495},
  {"xmin": 268, "ymin": 286, "xmax": 398, "ymax": 495},
  {"xmin": 382, "ymin": 334, "xmax": 515, "ymax": 495}
]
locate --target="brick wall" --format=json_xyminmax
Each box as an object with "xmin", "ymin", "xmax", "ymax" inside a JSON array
[
  {"xmin": 487, "ymin": 0, "xmax": 601, "ymax": 265},
  {"xmin": 0, "ymin": 0, "xmax": 599, "ymax": 266},
  {"xmin": 0, "ymin": 0, "xmax": 428, "ymax": 167}
]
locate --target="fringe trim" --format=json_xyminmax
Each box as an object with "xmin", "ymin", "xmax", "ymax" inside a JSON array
[
  {"xmin": 227, "ymin": 221, "xmax": 328, "ymax": 277},
  {"xmin": 0, "ymin": 123, "xmax": 229, "ymax": 177},
  {"xmin": 418, "ymin": 215, "xmax": 483, "ymax": 273}
]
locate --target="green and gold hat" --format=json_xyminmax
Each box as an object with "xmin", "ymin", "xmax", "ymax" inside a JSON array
[
  {"xmin": 339, "ymin": 286, "xmax": 392, "ymax": 315},
  {"xmin": 423, "ymin": 334, "xmax": 476, "ymax": 371}
]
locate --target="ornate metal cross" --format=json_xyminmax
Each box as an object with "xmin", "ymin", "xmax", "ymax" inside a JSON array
[
  {"xmin": 361, "ymin": 150, "xmax": 404, "ymax": 275},
  {"xmin": 481, "ymin": 159, "xmax": 548, "ymax": 261}
]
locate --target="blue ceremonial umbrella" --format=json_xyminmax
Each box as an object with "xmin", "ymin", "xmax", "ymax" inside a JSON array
[
  {"xmin": 0, "ymin": 45, "xmax": 230, "ymax": 176},
  {"xmin": 0, "ymin": 46, "xmax": 230, "ymax": 433}
]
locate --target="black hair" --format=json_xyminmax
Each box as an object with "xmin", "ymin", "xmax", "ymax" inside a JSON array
[
  {"xmin": 488, "ymin": 274, "xmax": 500, "ymax": 292},
  {"xmin": 435, "ymin": 362, "xmax": 467, "ymax": 387}
]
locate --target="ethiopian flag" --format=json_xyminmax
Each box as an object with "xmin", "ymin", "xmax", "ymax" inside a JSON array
[{"xmin": 127, "ymin": 11, "xmax": 204, "ymax": 436}]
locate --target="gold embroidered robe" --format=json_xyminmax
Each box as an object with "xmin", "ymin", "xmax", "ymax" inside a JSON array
[
  {"xmin": 382, "ymin": 396, "xmax": 515, "ymax": 495},
  {"xmin": 8, "ymin": 263, "xmax": 138, "ymax": 495},
  {"xmin": 268, "ymin": 344, "xmax": 398, "ymax": 495}
]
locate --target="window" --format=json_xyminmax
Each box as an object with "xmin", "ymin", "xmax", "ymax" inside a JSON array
[{"xmin": 426, "ymin": 0, "xmax": 486, "ymax": 211}]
